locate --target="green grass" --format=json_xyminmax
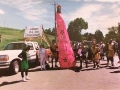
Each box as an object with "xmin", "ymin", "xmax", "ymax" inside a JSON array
[{"xmin": 0, "ymin": 27, "xmax": 54, "ymax": 50}]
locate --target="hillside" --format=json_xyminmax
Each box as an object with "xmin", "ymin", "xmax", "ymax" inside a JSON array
[{"xmin": 0, "ymin": 27, "xmax": 54, "ymax": 50}]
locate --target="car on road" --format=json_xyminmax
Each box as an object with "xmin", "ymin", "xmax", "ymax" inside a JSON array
[{"xmin": 0, "ymin": 41, "xmax": 39, "ymax": 74}]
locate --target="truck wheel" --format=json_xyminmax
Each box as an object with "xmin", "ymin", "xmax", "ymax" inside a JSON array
[{"xmin": 10, "ymin": 60, "xmax": 20, "ymax": 74}]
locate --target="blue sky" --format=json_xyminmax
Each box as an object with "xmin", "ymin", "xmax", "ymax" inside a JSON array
[{"xmin": 0, "ymin": 0, "xmax": 120, "ymax": 35}]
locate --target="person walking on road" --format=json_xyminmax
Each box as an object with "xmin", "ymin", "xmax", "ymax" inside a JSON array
[
  {"xmin": 18, "ymin": 45, "xmax": 31, "ymax": 82},
  {"xmin": 105, "ymin": 39, "xmax": 115, "ymax": 66},
  {"xmin": 38, "ymin": 44, "xmax": 48, "ymax": 70},
  {"xmin": 117, "ymin": 39, "xmax": 120, "ymax": 61},
  {"xmin": 91, "ymin": 44, "xmax": 101, "ymax": 69},
  {"xmin": 78, "ymin": 44, "xmax": 88, "ymax": 69}
]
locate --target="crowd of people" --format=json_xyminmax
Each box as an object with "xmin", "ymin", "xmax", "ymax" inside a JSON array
[
  {"xmin": 18, "ymin": 38, "xmax": 120, "ymax": 82},
  {"xmin": 72, "ymin": 38, "xmax": 120, "ymax": 70}
]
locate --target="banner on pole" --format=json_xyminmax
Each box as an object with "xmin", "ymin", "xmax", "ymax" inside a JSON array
[{"xmin": 24, "ymin": 26, "xmax": 43, "ymax": 38}]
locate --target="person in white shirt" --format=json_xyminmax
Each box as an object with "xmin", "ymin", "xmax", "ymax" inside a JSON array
[{"xmin": 38, "ymin": 44, "xmax": 48, "ymax": 70}]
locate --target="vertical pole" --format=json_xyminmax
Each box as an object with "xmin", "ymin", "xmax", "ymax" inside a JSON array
[
  {"xmin": 54, "ymin": 2, "xmax": 57, "ymax": 44},
  {"xmin": 4, "ymin": 20, "xmax": 5, "ymax": 30}
]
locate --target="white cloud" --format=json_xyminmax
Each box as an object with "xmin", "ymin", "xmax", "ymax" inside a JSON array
[
  {"xmin": 96, "ymin": 0, "xmax": 120, "ymax": 3},
  {"xmin": 0, "ymin": 9, "xmax": 4, "ymax": 14},
  {"xmin": 63, "ymin": 3, "xmax": 120, "ymax": 35},
  {"xmin": 69, "ymin": 0, "xmax": 93, "ymax": 2},
  {"xmin": 0, "ymin": 0, "xmax": 47, "ymax": 21},
  {"xmin": 64, "ymin": 4, "xmax": 103, "ymax": 21},
  {"xmin": 69, "ymin": 0, "xmax": 81, "ymax": 1}
]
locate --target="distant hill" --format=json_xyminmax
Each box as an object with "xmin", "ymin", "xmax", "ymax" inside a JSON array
[{"xmin": 0, "ymin": 27, "xmax": 54, "ymax": 50}]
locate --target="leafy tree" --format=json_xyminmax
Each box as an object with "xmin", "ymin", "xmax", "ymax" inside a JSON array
[
  {"xmin": 117, "ymin": 23, "xmax": 120, "ymax": 37},
  {"xmin": 82, "ymin": 32, "xmax": 94, "ymax": 41},
  {"xmin": 106, "ymin": 23, "xmax": 120, "ymax": 41},
  {"xmin": 94, "ymin": 30, "xmax": 104, "ymax": 43},
  {"xmin": 67, "ymin": 18, "xmax": 88, "ymax": 42},
  {"xmin": 44, "ymin": 28, "xmax": 52, "ymax": 35},
  {"xmin": 104, "ymin": 31, "xmax": 116, "ymax": 42},
  {"xmin": 51, "ymin": 27, "xmax": 55, "ymax": 36}
]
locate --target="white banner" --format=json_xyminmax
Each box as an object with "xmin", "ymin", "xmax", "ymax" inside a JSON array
[{"xmin": 24, "ymin": 26, "xmax": 43, "ymax": 38}]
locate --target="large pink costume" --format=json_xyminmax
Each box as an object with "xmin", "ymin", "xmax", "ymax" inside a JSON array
[{"xmin": 56, "ymin": 5, "xmax": 76, "ymax": 68}]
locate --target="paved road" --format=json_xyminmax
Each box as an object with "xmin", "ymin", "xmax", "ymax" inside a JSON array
[{"xmin": 0, "ymin": 55, "xmax": 120, "ymax": 90}]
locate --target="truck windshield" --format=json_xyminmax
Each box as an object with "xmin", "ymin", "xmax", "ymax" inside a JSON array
[{"xmin": 3, "ymin": 43, "xmax": 26, "ymax": 50}]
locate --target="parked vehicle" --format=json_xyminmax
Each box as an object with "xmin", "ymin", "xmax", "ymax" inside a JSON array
[{"xmin": 0, "ymin": 41, "xmax": 39, "ymax": 74}]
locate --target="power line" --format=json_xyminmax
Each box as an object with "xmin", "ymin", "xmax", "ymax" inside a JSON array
[{"xmin": 37, "ymin": 0, "xmax": 55, "ymax": 16}]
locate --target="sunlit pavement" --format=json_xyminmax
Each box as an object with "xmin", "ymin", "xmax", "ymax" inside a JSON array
[{"xmin": 0, "ymin": 55, "xmax": 120, "ymax": 90}]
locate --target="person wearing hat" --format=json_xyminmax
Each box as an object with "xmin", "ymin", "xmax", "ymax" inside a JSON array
[{"xmin": 18, "ymin": 45, "xmax": 31, "ymax": 82}]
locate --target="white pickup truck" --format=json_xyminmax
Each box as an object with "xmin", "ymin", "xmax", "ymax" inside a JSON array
[{"xmin": 0, "ymin": 41, "xmax": 39, "ymax": 74}]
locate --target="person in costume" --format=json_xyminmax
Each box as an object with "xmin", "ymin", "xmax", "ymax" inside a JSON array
[
  {"xmin": 105, "ymin": 39, "xmax": 115, "ymax": 66},
  {"xmin": 18, "ymin": 45, "xmax": 30, "ymax": 82},
  {"xmin": 116, "ymin": 39, "xmax": 120, "ymax": 61},
  {"xmin": 99, "ymin": 42, "xmax": 105, "ymax": 60},
  {"xmin": 91, "ymin": 43, "xmax": 101, "ymax": 69},
  {"xmin": 50, "ymin": 43, "xmax": 58, "ymax": 68}
]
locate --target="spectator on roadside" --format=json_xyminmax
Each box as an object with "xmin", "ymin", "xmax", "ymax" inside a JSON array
[
  {"xmin": 38, "ymin": 44, "xmax": 48, "ymax": 70},
  {"xmin": 18, "ymin": 45, "xmax": 31, "ymax": 82}
]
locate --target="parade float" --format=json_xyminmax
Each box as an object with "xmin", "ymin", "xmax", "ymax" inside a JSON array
[{"xmin": 56, "ymin": 5, "xmax": 76, "ymax": 68}]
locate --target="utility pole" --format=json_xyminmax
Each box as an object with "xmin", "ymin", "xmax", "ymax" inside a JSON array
[
  {"xmin": 54, "ymin": 1, "xmax": 57, "ymax": 44},
  {"xmin": 4, "ymin": 20, "xmax": 5, "ymax": 30}
]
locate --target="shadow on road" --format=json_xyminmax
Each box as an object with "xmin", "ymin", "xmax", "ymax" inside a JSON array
[
  {"xmin": 0, "ymin": 69, "xmax": 14, "ymax": 77},
  {"xmin": 110, "ymin": 70, "xmax": 120, "ymax": 73},
  {"xmin": 69, "ymin": 66, "xmax": 99, "ymax": 72},
  {"xmin": 28, "ymin": 67, "xmax": 67, "ymax": 72},
  {"xmin": 70, "ymin": 64, "xmax": 109, "ymax": 72},
  {"xmin": 106, "ymin": 67, "xmax": 118, "ymax": 69},
  {"xmin": 0, "ymin": 80, "xmax": 21, "ymax": 87}
]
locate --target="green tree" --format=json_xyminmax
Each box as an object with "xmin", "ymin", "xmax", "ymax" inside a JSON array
[
  {"xmin": 83, "ymin": 33, "xmax": 94, "ymax": 41},
  {"xmin": 117, "ymin": 23, "xmax": 120, "ymax": 37},
  {"xmin": 94, "ymin": 30, "xmax": 104, "ymax": 43},
  {"xmin": 67, "ymin": 18, "xmax": 88, "ymax": 42},
  {"xmin": 104, "ymin": 31, "xmax": 116, "ymax": 42},
  {"xmin": 51, "ymin": 27, "xmax": 55, "ymax": 36},
  {"xmin": 44, "ymin": 28, "xmax": 52, "ymax": 35}
]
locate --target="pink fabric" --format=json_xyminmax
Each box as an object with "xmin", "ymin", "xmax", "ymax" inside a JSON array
[
  {"xmin": 78, "ymin": 49, "xmax": 82, "ymax": 56},
  {"xmin": 56, "ymin": 13, "xmax": 76, "ymax": 68}
]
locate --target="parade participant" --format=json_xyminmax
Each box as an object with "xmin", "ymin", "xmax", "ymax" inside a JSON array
[
  {"xmin": 50, "ymin": 43, "xmax": 58, "ymax": 68},
  {"xmin": 78, "ymin": 43, "xmax": 88, "ymax": 69},
  {"xmin": 91, "ymin": 43, "xmax": 101, "ymax": 69},
  {"xmin": 99, "ymin": 42, "xmax": 105, "ymax": 60},
  {"xmin": 117, "ymin": 39, "xmax": 120, "ymax": 61},
  {"xmin": 18, "ymin": 45, "xmax": 31, "ymax": 82},
  {"xmin": 105, "ymin": 39, "xmax": 115, "ymax": 66},
  {"xmin": 38, "ymin": 44, "xmax": 48, "ymax": 70}
]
